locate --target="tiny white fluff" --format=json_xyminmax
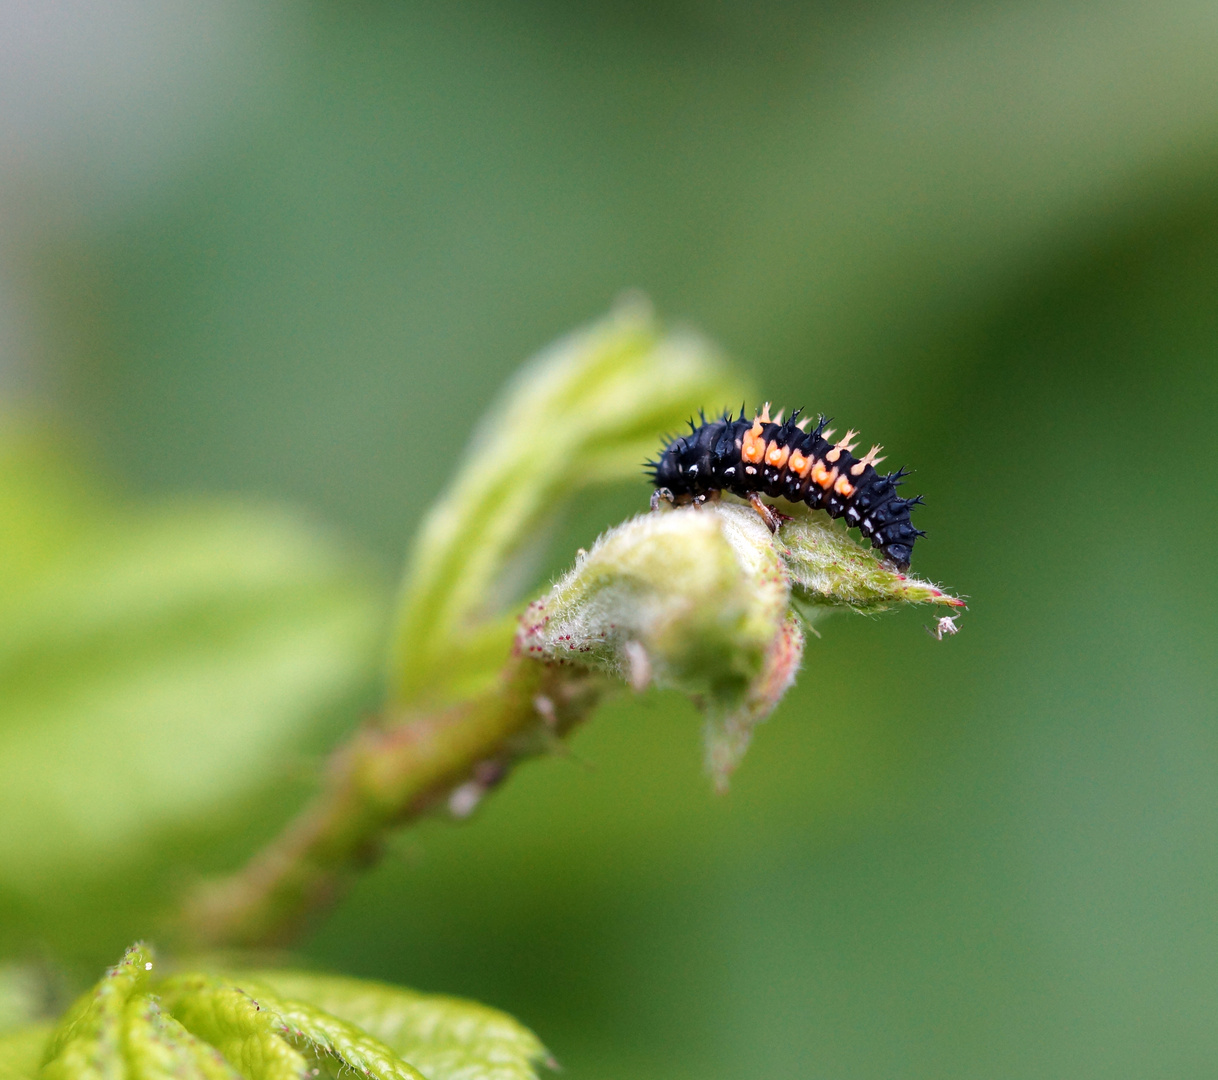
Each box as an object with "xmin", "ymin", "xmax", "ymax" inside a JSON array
[{"xmin": 927, "ymin": 615, "xmax": 960, "ymax": 641}]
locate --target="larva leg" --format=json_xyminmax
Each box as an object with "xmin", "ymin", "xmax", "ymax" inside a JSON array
[
  {"xmin": 650, "ymin": 487, "xmax": 675, "ymax": 512},
  {"xmin": 747, "ymin": 492, "xmax": 784, "ymax": 533}
]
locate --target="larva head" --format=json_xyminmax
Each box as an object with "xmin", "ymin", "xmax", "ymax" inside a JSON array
[
  {"xmin": 647, "ymin": 443, "xmax": 677, "ymax": 489},
  {"xmin": 649, "ymin": 419, "xmax": 734, "ymax": 495}
]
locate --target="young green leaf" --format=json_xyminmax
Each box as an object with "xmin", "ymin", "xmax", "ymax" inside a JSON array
[
  {"xmin": 387, "ymin": 298, "xmax": 744, "ymax": 708},
  {"xmin": 240, "ymin": 972, "xmax": 549, "ymax": 1080},
  {"xmin": 121, "ymin": 998, "xmax": 243, "ymax": 1080},
  {"xmin": 260, "ymin": 997, "xmax": 425, "ymax": 1080},
  {"xmin": 40, "ymin": 943, "xmax": 152, "ymax": 1080},
  {"xmin": 155, "ymin": 976, "xmax": 308, "ymax": 1080},
  {"xmin": 775, "ymin": 500, "xmax": 964, "ymax": 614},
  {"xmin": 158, "ymin": 973, "xmax": 435, "ymax": 1080},
  {"xmin": 17, "ymin": 949, "xmax": 547, "ymax": 1080}
]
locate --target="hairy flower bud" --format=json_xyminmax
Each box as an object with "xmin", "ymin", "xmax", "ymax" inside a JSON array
[{"xmin": 518, "ymin": 500, "xmax": 961, "ymax": 785}]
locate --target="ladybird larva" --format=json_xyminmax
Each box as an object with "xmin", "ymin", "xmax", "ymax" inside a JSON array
[{"xmin": 645, "ymin": 403, "xmax": 925, "ymax": 570}]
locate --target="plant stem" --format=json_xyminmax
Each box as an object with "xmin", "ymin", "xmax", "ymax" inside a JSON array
[{"xmin": 178, "ymin": 656, "xmax": 606, "ymax": 949}]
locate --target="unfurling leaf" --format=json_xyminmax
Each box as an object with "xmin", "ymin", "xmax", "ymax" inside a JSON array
[
  {"xmin": 387, "ymin": 297, "xmax": 743, "ymax": 709},
  {"xmin": 121, "ymin": 996, "xmax": 243, "ymax": 1080},
  {"xmin": 155, "ymin": 976, "xmax": 310, "ymax": 1080},
  {"xmin": 41, "ymin": 944, "xmax": 152, "ymax": 1080}
]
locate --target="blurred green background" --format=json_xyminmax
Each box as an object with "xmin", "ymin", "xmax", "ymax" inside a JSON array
[{"xmin": 3, "ymin": 1, "xmax": 1218, "ymax": 1077}]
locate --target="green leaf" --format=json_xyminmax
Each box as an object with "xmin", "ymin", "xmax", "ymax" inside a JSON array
[
  {"xmin": 156, "ymin": 977, "xmax": 308, "ymax": 1080},
  {"xmin": 387, "ymin": 298, "xmax": 744, "ymax": 709},
  {"xmin": 40, "ymin": 943, "xmax": 152, "ymax": 1080},
  {"xmin": 0, "ymin": 430, "xmax": 383, "ymax": 952},
  {"xmin": 158, "ymin": 973, "xmax": 429, "ymax": 1080},
  {"xmin": 241, "ymin": 971, "xmax": 549, "ymax": 1080},
  {"xmin": 259, "ymin": 998, "xmax": 424, "ymax": 1080},
  {"xmin": 773, "ymin": 501, "xmax": 963, "ymax": 614},
  {"xmin": 121, "ymin": 997, "xmax": 242, "ymax": 1080},
  {"xmin": 11, "ymin": 951, "xmax": 531, "ymax": 1080}
]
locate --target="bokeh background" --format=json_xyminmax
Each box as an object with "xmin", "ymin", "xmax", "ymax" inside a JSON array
[{"xmin": 3, "ymin": 2, "xmax": 1218, "ymax": 1077}]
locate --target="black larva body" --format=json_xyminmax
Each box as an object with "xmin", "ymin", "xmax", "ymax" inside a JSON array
[{"xmin": 646, "ymin": 408, "xmax": 925, "ymax": 570}]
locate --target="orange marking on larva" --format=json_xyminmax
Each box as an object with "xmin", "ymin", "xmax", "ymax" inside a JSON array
[
  {"xmin": 765, "ymin": 441, "xmax": 790, "ymax": 468},
  {"xmin": 788, "ymin": 449, "xmax": 812, "ymax": 477},
  {"xmin": 649, "ymin": 413, "xmax": 922, "ymax": 568},
  {"xmin": 811, "ymin": 461, "xmax": 838, "ymax": 489},
  {"xmin": 741, "ymin": 420, "xmax": 766, "ymax": 463}
]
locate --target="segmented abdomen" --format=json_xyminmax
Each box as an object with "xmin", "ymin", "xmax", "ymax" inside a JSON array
[{"xmin": 646, "ymin": 405, "xmax": 924, "ymax": 570}]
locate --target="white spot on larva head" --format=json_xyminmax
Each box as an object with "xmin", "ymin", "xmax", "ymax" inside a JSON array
[
  {"xmin": 724, "ymin": 466, "xmax": 736, "ymax": 475},
  {"xmin": 745, "ymin": 465, "xmax": 757, "ymax": 475},
  {"xmin": 688, "ymin": 463, "xmax": 699, "ymax": 474}
]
